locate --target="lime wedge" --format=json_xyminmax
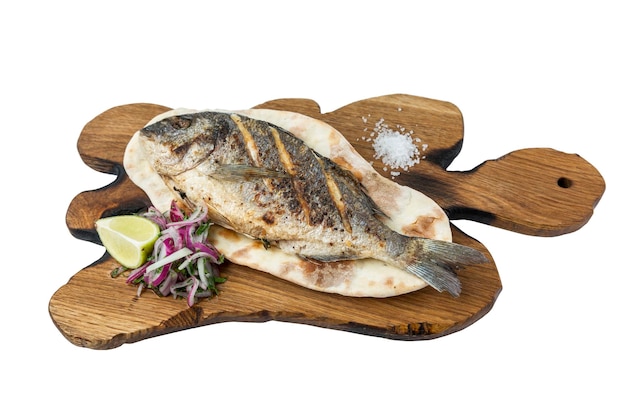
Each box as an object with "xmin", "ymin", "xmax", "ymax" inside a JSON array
[{"xmin": 95, "ymin": 215, "xmax": 160, "ymax": 269}]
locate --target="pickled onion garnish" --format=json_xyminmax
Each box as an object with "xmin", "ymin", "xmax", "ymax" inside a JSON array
[{"xmin": 123, "ymin": 201, "xmax": 226, "ymax": 306}]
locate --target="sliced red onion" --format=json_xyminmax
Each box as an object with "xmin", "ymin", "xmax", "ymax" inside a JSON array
[
  {"xmin": 127, "ymin": 263, "xmax": 149, "ymax": 284},
  {"xmin": 187, "ymin": 277, "xmax": 200, "ymax": 307}
]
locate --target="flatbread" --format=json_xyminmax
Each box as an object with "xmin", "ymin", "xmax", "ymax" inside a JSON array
[{"xmin": 124, "ymin": 108, "xmax": 452, "ymax": 297}]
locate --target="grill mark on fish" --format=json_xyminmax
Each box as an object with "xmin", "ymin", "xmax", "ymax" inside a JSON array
[
  {"xmin": 270, "ymin": 126, "xmax": 312, "ymax": 225},
  {"xmin": 230, "ymin": 113, "xmax": 277, "ymax": 193},
  {"xmin": 230, "ymin": 114, "xmax": 261, "ymax": 166},
  {"xmin": 271, "ymin": 127, "xmax": 296, "ymax": 176},
  {"xmin": 297, "ymin": 151, "xmax": 337, "ymax": 228},
  {"xmin": 318, "ymin": 154, "xmax": 352, "ymax": 234}
]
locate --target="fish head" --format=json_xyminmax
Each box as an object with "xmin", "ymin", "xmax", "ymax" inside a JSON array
[{"xmin": 139, "ymin": 112, "xmax": 231, "ymax": 176}]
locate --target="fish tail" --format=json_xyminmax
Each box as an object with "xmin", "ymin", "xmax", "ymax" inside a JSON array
[{"xmin": 403, "ymin": 238, "xmax": 489, "ymax": 297}]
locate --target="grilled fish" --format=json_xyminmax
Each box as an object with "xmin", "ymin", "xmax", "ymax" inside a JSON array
[{"xmin": 135, "ymin": 111, "xmax": 487, "ymax": 296}]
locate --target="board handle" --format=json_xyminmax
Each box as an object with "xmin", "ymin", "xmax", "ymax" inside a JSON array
[{"xmin": 442, "ymin": 148, "xmax": 605, "ymax": 236}]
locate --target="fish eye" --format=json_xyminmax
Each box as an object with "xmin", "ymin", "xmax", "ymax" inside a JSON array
[{"xmin": 169, "ymin": 115, "xmax": 193, "ymax": 130}]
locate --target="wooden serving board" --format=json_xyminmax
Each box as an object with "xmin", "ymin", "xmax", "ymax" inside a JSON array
[{"xmin": 49, "ymin": 94, "xmax": 605, "ymax": 349}]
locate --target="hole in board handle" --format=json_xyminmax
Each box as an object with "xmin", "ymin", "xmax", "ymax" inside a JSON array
[{"xmin": 557, "ymin": 177, "xmax": 573, "ymax": 188}]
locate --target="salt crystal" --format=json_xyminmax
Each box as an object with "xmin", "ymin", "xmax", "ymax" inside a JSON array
[
  {"xmin": 371, "ymin": 119, "xmax": 422, "ymax": 171},
  {"xmin": 359, "ymin": 116, "xmax": 428, "ymax": 178}
]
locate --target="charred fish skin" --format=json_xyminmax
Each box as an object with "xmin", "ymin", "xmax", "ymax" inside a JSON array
[{"xmin": 139, "ymin": 111, "xmax": 487, "ymax": 296}]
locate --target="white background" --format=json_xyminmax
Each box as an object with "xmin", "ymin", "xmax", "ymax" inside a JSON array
[{"xmin": 2, "ymin": 1, "xmax": 623, "ymax": 416}]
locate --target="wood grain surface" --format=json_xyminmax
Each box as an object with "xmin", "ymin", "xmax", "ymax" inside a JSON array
[{"xmin": 49, "ymin": 94, "xmax": 605, "ymax": 349}]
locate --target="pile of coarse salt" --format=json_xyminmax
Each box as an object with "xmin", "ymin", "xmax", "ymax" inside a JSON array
[{"xmin": 361, "ymin": 116, "xmax": 426, "ymax": 177}]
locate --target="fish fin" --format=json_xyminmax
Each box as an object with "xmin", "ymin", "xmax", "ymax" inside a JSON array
[
  {"xmin": 301, "ymin": 253, "xmax": 361, "ymax": 263},
  {"xmin": 211, "ymin": 164, "xmax": 289, "ymax": 180},
  {"xmin": 405, "ymin": 239, "xmax": 489, "ymax": 297}
]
